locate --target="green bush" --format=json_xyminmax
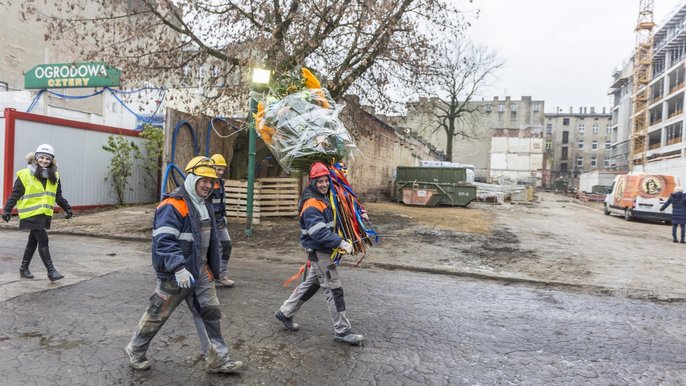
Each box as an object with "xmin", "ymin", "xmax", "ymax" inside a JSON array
[
  {"xmin": 103, "ymin": 135, "xmax": 138, "ymax": 205},
  {"xmin": 135, "ymin": 125, "xmax": 164, "ymax": 198}
]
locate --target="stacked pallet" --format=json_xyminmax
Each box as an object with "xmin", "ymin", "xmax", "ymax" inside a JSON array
[{"xmin": 224, "ymin": 178, "xmax": 300, "ymax": 224}]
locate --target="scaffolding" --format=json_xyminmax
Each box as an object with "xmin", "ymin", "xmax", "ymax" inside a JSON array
[{"xmin": 630, "ymin": 0, "xmax": 655, "ymax": 169}]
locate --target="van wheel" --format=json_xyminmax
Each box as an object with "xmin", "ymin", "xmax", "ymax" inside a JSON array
[
  {"xmin": 624, "ymin": 208, "xmax": 632, "ymax": 221},
  {"xmin": 603, "ymin": 204, "xmax": 610, "ymax": 215}
]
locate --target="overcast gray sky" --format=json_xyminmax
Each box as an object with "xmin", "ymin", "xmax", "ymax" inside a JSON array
[{"xmin": 464, "ymin": 0, "xmax": 684, "ymax": 113}]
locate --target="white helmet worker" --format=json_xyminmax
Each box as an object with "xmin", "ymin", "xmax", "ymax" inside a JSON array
[{"xmin": 35, "ymin": 144, "xmax": 55, "ymax": 158}]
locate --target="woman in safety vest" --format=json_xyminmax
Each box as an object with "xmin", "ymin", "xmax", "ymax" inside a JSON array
[{"xmin": 2, "ymin": 144, "xmax": 72, "ymax": 281}]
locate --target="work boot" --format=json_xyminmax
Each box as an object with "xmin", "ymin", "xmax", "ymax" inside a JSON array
[
  {"xmin": 125, "ymin": 343, "xmax": 151, "ymax": 371},
  {"xmin": 207, "ymin": 358, "xmax": 243, "ymax": 374},
  {"xmin": 674, "ymin": 239, "xmax": 679, "ymax": 243},
  {"xmin": 215, "ymin": 275, "xmax": 235, "ymax": 287},
  {"xmin": 334, "ymin": 329, "xmax": 364, "ymax": 345},
  {"xmin": 19, "ymin": 247, "xmax": 35, "ymax": 279},
  {"xmin": 38, "ymin": 246, "xmax": 64, "ymax": 282},
  {"xmin": 274, "ymin": 310, "xmax": 300, "ymax": 331}
]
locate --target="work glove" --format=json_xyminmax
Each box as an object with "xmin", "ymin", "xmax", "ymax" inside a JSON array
[
  {"xmin": 2, "ymin": 212, "xmax": 10, "ymax": 222},
  {"xmin": 361, "ymin": 210, "xmax": 369, "ymax": 221},
  {"xmin": 174, "ymin": 268, "xmax": 195, "ymax": 288},
  {"xmin": 64, "ymin": 209, "xmax": 73, "ymax": 220},
  {"xmin": 338, "ymin": 240, "xmax": 353, "ymax": 254}
]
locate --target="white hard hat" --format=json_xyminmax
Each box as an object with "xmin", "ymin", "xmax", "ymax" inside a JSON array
[{"xmin": 35, "ymin": 144, "xmax": 55, "ymax": 158}]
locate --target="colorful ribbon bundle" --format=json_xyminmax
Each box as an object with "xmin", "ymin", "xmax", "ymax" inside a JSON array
[{"xmin": 327, "ymin": 163, "xmax": 378, "ymax": 266}]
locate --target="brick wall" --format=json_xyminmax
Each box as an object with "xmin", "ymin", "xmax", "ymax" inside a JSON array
[{"xmin": 340, "ymin": 97, "xmax": 444, "ymax": 201}]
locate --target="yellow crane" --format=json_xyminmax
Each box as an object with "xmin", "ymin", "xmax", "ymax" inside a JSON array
[{"xmin": 629, "ymin": 0, "xmax": 655, "ymax": 169}]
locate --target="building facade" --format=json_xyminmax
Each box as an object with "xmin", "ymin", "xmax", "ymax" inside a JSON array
[
  {"xmin": 385, "ymin": 96, "xmax": 545, "ymax": 183},
  {"xmin": 607, "ymin": 60, "xmax": 633, "ymax": 172},
  {"xmin": 545, "ymin": 107, "xmax": 613, "ymax": 188}
]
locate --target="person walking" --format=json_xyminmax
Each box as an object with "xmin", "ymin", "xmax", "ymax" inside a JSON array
[
  {"xmin": 210, "ymin": 154, "xmax": 234, "ymax": 287},
  {"xmin": 660, "ymin": 186, "xmax": 686, "ymax": 243},
  {"xmin": 2, "ymin": 144, "xmax": 72, "ymax": 281},
  {"xmin": 124, "ymin": 156, "xmax": 243, "ymax": 373},
  {"xmin": 274, "ymin": 161, "xmax": 364, "ymax": 345}
]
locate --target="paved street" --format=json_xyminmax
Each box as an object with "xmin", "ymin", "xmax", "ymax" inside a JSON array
[{"xmin": 0, "ymin": 234, "xmax": 685, "ymax": 385}]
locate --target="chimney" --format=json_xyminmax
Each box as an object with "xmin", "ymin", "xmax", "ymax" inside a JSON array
[
  {"xmin": 505, "ymin": 96, "xmax": 511, "ymax": 101},
  {"xmin": 602, "ymin": 107, "xmax": 606, "ymax": 114},
  {"xmin": 590, "ymin": 107, "xmax": 595, "ymax": 114},
  {"xmin": 493, "ymin": 96, "xmax": 499, "ymax": 101},
  {"xmin": 579, "ymin": 107, "xmax": 582, "ymax": 114},
  {"xmin": 569, "ymin": 106, "xmax": 573, "ymax": 113}
]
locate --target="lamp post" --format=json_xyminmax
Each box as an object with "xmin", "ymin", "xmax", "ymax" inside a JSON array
[{"xmin": 246, "ymin": 67, "xmax": 271, "ymax": 237}]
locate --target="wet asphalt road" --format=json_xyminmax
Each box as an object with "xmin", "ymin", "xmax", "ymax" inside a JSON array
[{"xmin": 1, "ymin": 247, "xmax": 686, "ymax": 386}]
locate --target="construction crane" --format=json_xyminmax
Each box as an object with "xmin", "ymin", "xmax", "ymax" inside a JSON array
[{"xmin": 629, "ymin": 0, "xmax": 656, "ymax": 169}]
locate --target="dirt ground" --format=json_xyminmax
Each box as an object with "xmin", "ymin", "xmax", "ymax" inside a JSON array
[{"xmin": 2, "ymin": 192, "xmax": 684, "ymax": 300}]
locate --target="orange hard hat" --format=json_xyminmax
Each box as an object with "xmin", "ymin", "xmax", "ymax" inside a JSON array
[{"xmin": 309, "ymin": 162, "xmax": 329, "ymax": 179}]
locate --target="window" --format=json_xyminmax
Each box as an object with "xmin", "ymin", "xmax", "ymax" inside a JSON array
[
  {"xmin": 562, "ymin": 131, "xmax": 569, "ymax": 144},
  {"xmin": 605, "ymin": 141, "xmax": 611, "ymax": 150},
  {"xmin": 591, "ymin": 157, "xmax": 597, "ymax": 167},
  {"xmin": 577, "ymin": 157, "xmax": 583, "ymax": 167},
  {"xmin": 563, "ymin": 118, "xmax": 570, "ymax": 126},
  {"xmin": 498, "ymin": 104, "xmax": 505, "ymax": 112},
  {"xmin": 533, "ymin": 103, "xmax": 540, "ymax": 113},
  {"xmin": 561, "ymin": 147, "xmax": 568, "ymax": 160},
  {"xmin": 545, "ymin": 138, "xmax": 552, "ymax": 149},
  {"xmin": 604, "ymin": 159, "xmax": 610, "ymax": 167},
  {"xmin": 511, "ymin": 104, "xmax": 518, "ymax": 113},
  {"xmin": 210, "ymin": 65, "xmax": 220, "ymax": 78},
  {"xmin": 606, "ymin": 124, "xmax": 612, "ymax": 134},
  {"xmin": 183, "ymin": 65, "xmax": 192, "ymax": 78},
  {"xmin": 197, "ymin": 67, "xmax": 205, "ymax": 79},
  {"xmin": 578, "ymin": 123, "xmax": 585, "ymax": 133},
  {"xmin": 561, "ymin": 163, "xmax": 568, "ymax": 172},
  {"xmin": 485, "ymin": 105, "xmax": 492, "ymax": 113},
  {"xmin": 592, "ymin": 140, "xmax": 598, "ymax": 150},
  {"xmin": 578, "ymin": 140, "xmax": 584, "ymax": 150},
  {"xmin": 546, "ymin": 123, "xmax": 552, "ymax": 134},
  {"xmin": 592, "ymin": 123, "xmax": 599, "ymax": 134}
]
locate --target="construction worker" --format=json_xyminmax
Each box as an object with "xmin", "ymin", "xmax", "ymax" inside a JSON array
[
  {"xmin": 2, "ymin": 144, "xmax": 72, "ymax": 281},
  {"xmin": 274, "ymin": 161, "xmax": 364, "ymax": 345},
  {"xmin": 124, "ymin": 156, "xmax": 243, "ymax": 374},
  {"xmin": 210, "ymin": 153, "xmax": 234, "ymax": 287}
]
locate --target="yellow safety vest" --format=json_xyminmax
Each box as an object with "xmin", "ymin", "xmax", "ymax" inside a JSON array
[{"xmin": 16, "ymin": 168, "xmax": 59, "ymax": 219}]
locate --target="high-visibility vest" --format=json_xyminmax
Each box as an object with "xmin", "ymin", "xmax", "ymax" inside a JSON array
[{"xmin": 16, "ymin": 168, "xmax": 59, "ymax": 219}]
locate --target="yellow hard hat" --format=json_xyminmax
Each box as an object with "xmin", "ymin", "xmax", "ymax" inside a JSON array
[
  {"xmin": 184, "ymin": 156, "xmax": 217, "ymax": 178},
  {"xmin": 211, "ymin": 154, "xmax": 228, "ymax": 167}
]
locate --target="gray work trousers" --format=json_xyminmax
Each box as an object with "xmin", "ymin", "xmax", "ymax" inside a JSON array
[
  {"xmin": 217, "ymin": 226, "xmax": 232, "ymax": 276},
  {"xmin": 127, "ymin": 265, "xmax": 231, "ymax": 367},
  {"xmin": 279, "ymin": 251, "xmax": 352, "ymax": 334}
]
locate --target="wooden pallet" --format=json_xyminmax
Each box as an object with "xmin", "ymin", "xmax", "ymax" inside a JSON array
[{"xmin": 225, "ymin": 178, "xmax": 300, "ymax": 223}]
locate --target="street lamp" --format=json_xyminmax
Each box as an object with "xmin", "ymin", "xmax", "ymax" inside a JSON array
[{"xmin": 246, "ymin": 67, "xmax": 271, "ymax": 237}]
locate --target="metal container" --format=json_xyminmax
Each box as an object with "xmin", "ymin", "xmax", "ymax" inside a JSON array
[{"xmin": 395, "ymin": 166, "xmax": 476, "ymax": 207}]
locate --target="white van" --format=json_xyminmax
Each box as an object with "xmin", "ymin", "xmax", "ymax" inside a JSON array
[{"xmin": 603, "ymin": 173, "xmax": 679, "ymax": 222}]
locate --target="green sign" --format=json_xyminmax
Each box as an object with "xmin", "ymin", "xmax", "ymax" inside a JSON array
[{"xmin": 24, "ymin": 62, "xmax": 121, "ymax": 89}]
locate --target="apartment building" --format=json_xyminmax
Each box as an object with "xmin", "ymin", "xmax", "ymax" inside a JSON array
[
  {"xmin": 545, "ymin": 107, "xmax": 613, "ymax": 188},
  {"xmin": 637, "ymin": 5, "xmax": 686, "ymax": 180},
  {"xmin": 386, "ymin": 96, "xmax": 545, "ymax": 182},
  {"xmin": 607, "ymin": 60, "xmax": 633, "ymax": 172}
]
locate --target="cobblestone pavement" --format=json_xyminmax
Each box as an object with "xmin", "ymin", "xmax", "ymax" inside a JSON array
[{"xmin": 1, "ymin": 239, "xmax": 685, "ymax": 385}]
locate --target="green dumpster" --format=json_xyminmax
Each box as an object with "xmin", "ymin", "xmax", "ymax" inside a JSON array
[{"xmin": 395, "ymin": 166, "xmax": 476, "ymax": 207}]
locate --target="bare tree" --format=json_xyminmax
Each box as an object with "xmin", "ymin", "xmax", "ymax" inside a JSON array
[
  {"xmin": 22, "ymin": 0, "xmax": 476, "ymax": 111},
  {"xmin": 428, "ymin": 43, "xmax": 503, "ymax": 161}
]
